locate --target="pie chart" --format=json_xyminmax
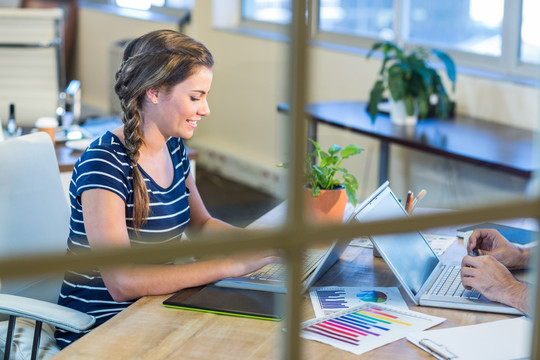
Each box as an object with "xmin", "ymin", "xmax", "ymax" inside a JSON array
[{"xmin": 356, "ymin": 290, "xmax": 388, "ymax": 303}]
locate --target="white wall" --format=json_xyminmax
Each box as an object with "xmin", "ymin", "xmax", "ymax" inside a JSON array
[
  {"xmin": 75, "ymin": 2, "xmax": 540, "ymax": 209},
  {"xmin": 75, "ymin": 8, "xmax": 180, "ymax": 112}
]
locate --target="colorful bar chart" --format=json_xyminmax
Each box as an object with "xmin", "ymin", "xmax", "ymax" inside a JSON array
[
  {"xmin": 315, "ymin": 288, "xmax": 348, "ymax": 310},
  {"xmin": 301, "ymin": 303, "xmax": 445, "ymax": 355},
  {"xmin": 309, "ymin": 286, "xmax": 408, "ymax": 317}
]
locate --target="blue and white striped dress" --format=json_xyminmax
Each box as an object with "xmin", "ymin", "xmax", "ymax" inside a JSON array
[{"xmin": 55, "ymin": 131, "xmax": 191, "ymax": 348}]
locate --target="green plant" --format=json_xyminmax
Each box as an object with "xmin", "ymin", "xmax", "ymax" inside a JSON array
[
  {"xmin": 306, "ymin": 139, "xmax": 363, "ymax": 206},
  {"xmin": 366, "ymin": 41, "xmax": 457, "ymax": 123},
  {"xmin": 278, "ymin": 139, "xmax": 364, "ymax": 206}
]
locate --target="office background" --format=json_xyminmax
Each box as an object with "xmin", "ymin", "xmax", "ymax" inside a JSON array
[
  {"xmin": 53, "ymin": 1, "xmax": 540, "ymax": 209},
  {"xmin": 1, "ymin": 2, "xmax": 539, "ymax": 358}
]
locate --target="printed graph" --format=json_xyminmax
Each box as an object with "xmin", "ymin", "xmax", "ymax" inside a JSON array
[
  {"xmin": 357, "ymin": 290, "xmax": 388, "ymax": 303},
  {"xmin": 301, "ymin": 303, "xmax": 445, "ymax": 355},
  {"xmin": 310, "ymin": 286, "xmax": 407, "ymax": 317}
]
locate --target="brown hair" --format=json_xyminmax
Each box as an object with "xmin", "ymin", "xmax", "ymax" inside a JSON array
[{"xmin": 114, "ymin": 30, "xmax": 214, "ymax": 229}]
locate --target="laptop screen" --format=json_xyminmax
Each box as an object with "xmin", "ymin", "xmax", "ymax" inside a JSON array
[{"xmin": 355, "ymin": 186, "xmax": 439, "ymax": 296}]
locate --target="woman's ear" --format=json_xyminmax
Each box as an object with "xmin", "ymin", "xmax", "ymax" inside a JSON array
[{"xmin": 146, "ymin": 88, "xmax": 160, "ymax": 104}]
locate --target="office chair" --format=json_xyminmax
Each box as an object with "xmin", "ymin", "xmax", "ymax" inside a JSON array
[
  {"xmin": 0, "ymin": 132, "xmax": 95, "ymax": 359},
  {"xmin": 0, "ymin": 8, "xmax": 81, "ymax": 128}
]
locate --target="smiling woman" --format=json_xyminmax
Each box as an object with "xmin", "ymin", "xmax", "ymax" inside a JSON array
[{"xmin": 54, "ymin": 29, "xmax": 279, "ymax": 349}]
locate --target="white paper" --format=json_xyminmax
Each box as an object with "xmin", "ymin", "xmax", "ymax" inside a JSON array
[
  {"xmin": 301, "ymin": 303, "xmax": 445, "ymax": 356},
  {"xmin": 407, "ymin": 316, "xmax": 532, "ymax": 360},
  {"xmin": 309, "ymin": 286, "xmax": 408, "ymax": 317},
  {"xmin": 350, "ymin": 234, "xmax": 456, "ymax": 256}
]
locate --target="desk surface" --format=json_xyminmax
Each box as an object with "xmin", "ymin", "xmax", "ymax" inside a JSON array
[
  {"xmin": 53, "ymin": 205, "xmax": 519, "ymax": 359},
  {"xmin": 278, "ymin": 101, "xmax": 535, "ymax": 178}
]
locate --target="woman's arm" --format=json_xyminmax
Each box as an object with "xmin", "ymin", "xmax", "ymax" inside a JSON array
[{"xmin": 82, "ymin": 188, "xmax": 276, "ymax": 303}]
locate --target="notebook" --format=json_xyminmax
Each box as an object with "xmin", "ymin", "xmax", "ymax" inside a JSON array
[
  {"xmin": 456, "ymin": 222, "xmax": 537, "ymax": 245},
  {"xmin": 163, "ymin": 285, "xmax": 285, "ymax": 321},
  {"xmin": 353, "ymin": 181, "xmax": 523, "ymax": 315}
]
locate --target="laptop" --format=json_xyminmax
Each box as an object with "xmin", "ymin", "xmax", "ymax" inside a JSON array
[
  {"xmin": 214, "ymin": 220, "xmax": 352, "ymax": 294},
  {"xmin": 353, "ymin": 181, "xmax": 523, "ymax": 315}
]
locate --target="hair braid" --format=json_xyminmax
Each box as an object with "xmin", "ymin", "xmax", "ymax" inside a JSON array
[
  {"xmin": 113, "ymin": 29, "xmax": 214, "ymax": 230},
  {"xmin": 122, "ymin": 100, "xmax": 148, "ymax": 229}
]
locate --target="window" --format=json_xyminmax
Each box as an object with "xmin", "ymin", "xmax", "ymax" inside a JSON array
[
  {"xmin": 405, "ymin": 0, "xmax": 504, "ymax": 57},
  {"xmin": 114, "ymin": 0, "xmax": 194, "ymax": 10},
  {"xmin": 520, "ymin": 0, "xmax": 540, "ymax": 64},
  {"xmin": 318, "ymin": 0, "xmax": 393, "ymax": 40},
  {"xmin": 242, "ymin": 0, "xmax": 291, "ymax": 24},
  {"xmin": 240, "ymin": 0, "xmax": 540, "ymax": 81}
]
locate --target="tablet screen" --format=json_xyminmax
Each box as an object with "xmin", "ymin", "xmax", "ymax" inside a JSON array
[{"xmin": 163, "ymin": 285, "xmax": 285, "ymax": 321}]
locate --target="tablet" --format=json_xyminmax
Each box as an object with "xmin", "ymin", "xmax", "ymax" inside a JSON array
[{"xmin": 163, "ymin": 285, "xmax": 285, "ymax": 321}]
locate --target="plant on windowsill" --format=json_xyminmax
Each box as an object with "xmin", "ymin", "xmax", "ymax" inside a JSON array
[
  {"xmin": 366, "ymin": 41, "xmax": 457, "ymax": 126},
  {"xmin": 279, "ymin": 138, "xmax": 364, "ymax": 223}
]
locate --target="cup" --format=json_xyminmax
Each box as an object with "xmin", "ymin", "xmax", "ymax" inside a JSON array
[{"xmin": 35, "ymin": 117, "xmax": 58, "ymax": 145}]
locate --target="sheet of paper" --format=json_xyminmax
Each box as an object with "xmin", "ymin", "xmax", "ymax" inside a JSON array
[
  {"xmin": 301, "ymin": 303, "xmax": 445, "ymax": 356},
  {"xmin": 407, "ymin": 316, "xmax": 532, "ymax": 360},
  {"xmin": 350, "ymin": 234, "xmax": 456, "ymax": 256},
  {"xmin": 309, "ymin": 286, "xmax": 408, "ymax": 317}
]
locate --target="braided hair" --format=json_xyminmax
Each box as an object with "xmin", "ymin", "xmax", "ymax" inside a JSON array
[{"xmin": 114, "ymin": 30, "xmax": 214, "ymax": 230}]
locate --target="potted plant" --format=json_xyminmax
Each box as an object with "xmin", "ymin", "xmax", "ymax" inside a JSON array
[
  {"xmin": 366, "ymin": 41, "xmax": 457, "ymax": 125},
  {"xmin": 279, "ymin": 138, "xmax": 363, "ymax": 223}
]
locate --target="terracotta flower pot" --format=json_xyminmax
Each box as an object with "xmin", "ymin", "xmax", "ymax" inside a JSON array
[{"xmin": 303, "ymin": 186, "xmax": 348, "ymax": 224}]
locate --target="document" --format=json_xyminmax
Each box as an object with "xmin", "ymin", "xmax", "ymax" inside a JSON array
[
  {"xmin": 309, "ymin": 286, "xmax": 408, "ymax": 317},
  {"xmin": 301, "ymin": 303, "xmax": 444, "ymax": 356},
  {"xmin": 407, "ymin": 316, "xmax": 532, "ymax": 360},
  {"xmin": 350, "ymin": 234, "xmax": 456, "ymax": 256}
]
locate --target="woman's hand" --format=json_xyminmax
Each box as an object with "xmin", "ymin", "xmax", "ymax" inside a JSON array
[{"xmin": 226, "ymin": 249, "xmax": 282, "ymax": 277}]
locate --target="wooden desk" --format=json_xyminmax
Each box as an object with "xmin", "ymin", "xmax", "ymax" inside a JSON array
[
  {"xmin": 278, "ymin": 101, "xmax": 535, "ymax": 184},
  {"xmin": 52, "ymin": 205, "xmax": 518, "ymax": 359}
]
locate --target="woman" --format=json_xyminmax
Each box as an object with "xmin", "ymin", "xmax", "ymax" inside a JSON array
[{"xmin": 55, "ymin": 29, "xmax": 277, "ymax": 348}]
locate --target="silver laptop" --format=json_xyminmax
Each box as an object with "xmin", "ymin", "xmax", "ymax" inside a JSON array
[
  {"xmin": 214, "ymin": 214, "xmax": 353, "ymax": 293},
  {"xmin": 353, "ymin": 181, "xmax": 523, "ymax": 315}
]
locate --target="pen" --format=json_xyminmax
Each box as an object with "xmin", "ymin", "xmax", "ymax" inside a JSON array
[
  {"xmin": 419, "ymin": 338, "xmax": 457, "ymax": 360},
  {"xmin": 409, "ymin": 189, "xmax": 427, "ymax": 213},
  {"xmin": 405, "ymin": 191, "xmax": 413, "ymax": 214}
]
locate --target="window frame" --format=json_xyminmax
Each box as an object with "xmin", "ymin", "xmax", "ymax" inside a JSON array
[
  {"xmin": 1, "ymin": 2, "xmax": 539, "ymax": 360},
  {"xmin": 238, "ymin": 0, "xmax": 540, "ymax": 84}
]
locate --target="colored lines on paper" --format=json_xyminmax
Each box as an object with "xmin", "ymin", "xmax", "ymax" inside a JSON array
[
  {"xmin": 316, "ymin": 288, "xmax": 348, "ymax": 310},
  {"xmin": 301, "ymin": 303, "xmax": 446, "ymax": 355},
  {"xmin": 309, "ymin": 287, "xmax": 409, "ymax": 317},
  {"xmin": 303, "ymin": 306, "xmax": 411, "ymax": 346}
]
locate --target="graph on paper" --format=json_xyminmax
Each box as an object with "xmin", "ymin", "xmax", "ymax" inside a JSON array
[
  {"xmin": 309, "ymin": 286, "xmax": 408, "ymax": 317},
  {"xmin": 301, "ymin": 303, "xmax": 445, "ymax": 355}
]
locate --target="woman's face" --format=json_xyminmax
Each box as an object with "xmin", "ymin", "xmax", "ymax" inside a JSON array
[{"xmin": 149, "ymin": 66, "xmax": 213, "ymax": 140}]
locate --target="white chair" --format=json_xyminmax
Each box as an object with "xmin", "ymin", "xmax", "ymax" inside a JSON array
[{"xmin": 0, "ymin": 132, "xmax": 94, "ymax": 359}]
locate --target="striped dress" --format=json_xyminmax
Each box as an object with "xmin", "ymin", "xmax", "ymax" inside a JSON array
[{"xmin": 55, "ymin": 131, "xmax": 191, "ymax": 348}]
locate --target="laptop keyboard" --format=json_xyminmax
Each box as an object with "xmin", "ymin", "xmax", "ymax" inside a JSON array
[
  {"xmin": 248, "ymin": 250, "xmax": 324, "ymax": 282},
  {"xmin": 428, "ymin": 265, "xmax": 481, "ymax": 299}
]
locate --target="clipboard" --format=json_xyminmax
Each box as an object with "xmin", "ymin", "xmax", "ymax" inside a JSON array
[
  {"xmin": 407, "ymin": 316, "xmax": 532, "ymax": 360},
  {"xmin": 163, "ymin": 285, "xmax": 285, "ymax": 321}
]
